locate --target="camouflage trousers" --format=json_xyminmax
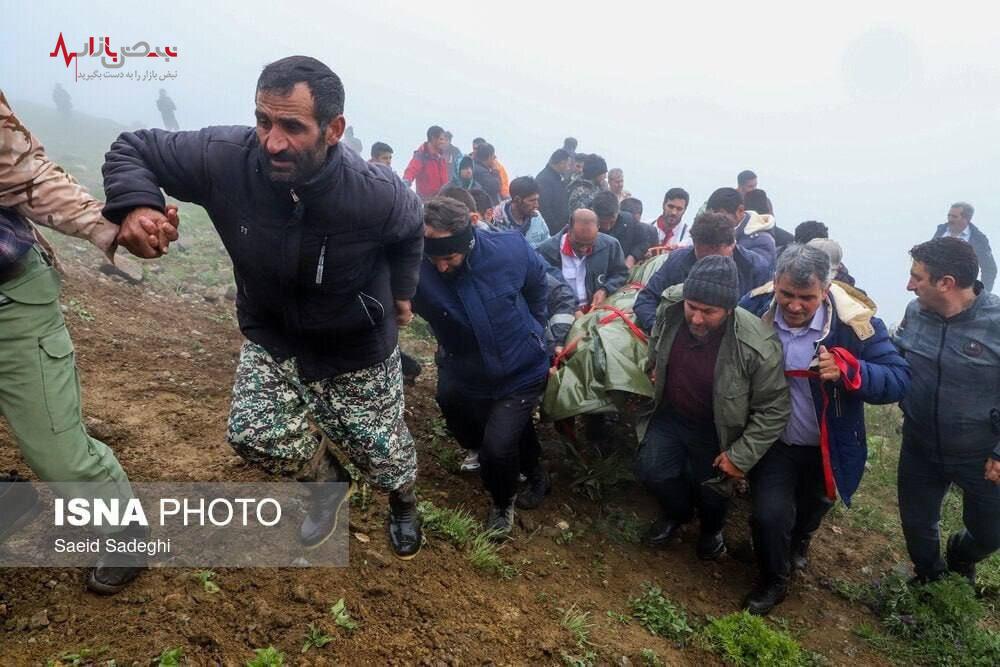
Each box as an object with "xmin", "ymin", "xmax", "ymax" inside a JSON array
[{"xmin": 226, "ymin": 342, "xmax": 417, "ymax": 491}]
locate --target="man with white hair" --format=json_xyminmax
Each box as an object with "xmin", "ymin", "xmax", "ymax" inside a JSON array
[
  {"xmin": 932, "ymin": 202, "xmax": 995, "ymax": 292},
  {"xmin": 740, "ymin": 244, "xmax": 910, "ymax": 615}
]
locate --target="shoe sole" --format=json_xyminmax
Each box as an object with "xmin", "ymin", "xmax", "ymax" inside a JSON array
[
  {"xmin": 0, "ymin": 497, "xmax": 42, "ymax": 545},
  {"xmin": 86, "ymin": 567, "xmax": 146, "ymax": 596},
  {"xmin": 698, "ymin": 545, "xmax": 727, "ymax": 561},
  {"xmin": 304, "ymin": 480, "xmax": 357, "ymax": 551},
  {"xmin": 392, "ymin": 542, "xmax": 422, "ymax": 561}
]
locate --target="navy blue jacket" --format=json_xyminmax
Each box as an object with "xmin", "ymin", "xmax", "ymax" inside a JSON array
[
  {"xmin": 634, "ymin": 245, "xmax": 772, "ymax": 332},
  {"xmin": 933, "ymin": 223, "xmax": 996, "ymax": 292},
  {"xmin": 102, "ymin": 128, "xmax": 423, "ymax": 382},
  {"xmin": 741, "ymin": 283, "xmax": 911, "ymax": 505},
  {"xmin": 412, "ymin": 228, "xmax": 549, "ymax": 400}
]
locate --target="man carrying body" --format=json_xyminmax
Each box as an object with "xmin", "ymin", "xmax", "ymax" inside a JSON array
[
  {"xmin": 102, "ymin": 56, "xmax": 425, "ymax": 559},
  {"xmin": 740, "ymin": 244, "xmax": 909, "ymax": 614},
  {"xmin": 894, "ymin": 237, "xmax": 1000, "ymax": 586},
  {"xmin": 932, "ymin": 202, "xmax": 996, "ymax": 292},
  {"xmin": 412, "ymin": 198, "xmax": 551, "ymax": 534},
  {"xmin": 535, "ymin": 208, "xmax": 629, "ymax": 317},
  {"xmin": 637, "ymin": 256, "xmax": 789, "ymax": 561},
  {"xmin": 591, "ymin": 190, "xmax": 648, "ymax": 267},
  {"xmin": 634, "ymin": 212, "xmax": 771, "ymax": 332}
]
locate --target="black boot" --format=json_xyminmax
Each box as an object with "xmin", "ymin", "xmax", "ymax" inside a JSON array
[
  {"xmin": 645, "ymin": 517, "xmax": 683, "ymax": 548},
  {"xmin": 946, "ymin": 532, "xmax": 977, "ymax": 586},
  {"xmin": 388, "ymin": 484, "xmax": 422, "ymax": 559},
  {"xmin": 697, "ymin": 531, "xmax": 726, "ymax": 561},
  {"xmin": 743, "ymin": 579, "xmax": 788, "ymax": 616},
  {"xmin": 0, "ymin": 472, "xmax": 41, "ymax": 544},
  {"xmin": 515, "ymin": 465, "xmax": 551, "ymax": 510},
  {"xmin": 486, "ymin": 499, "xmax": 516, "ymax": 541},
  {"xmin": 86, "ymin": 523, "xmax": 149, "ymax": 595},
  {"xmin": 791, "ymin": 533, "xmax": 812, "ymax": 571},
  {"xmin": 299, "ymin": 450, "xmax": 356, "ymax": 549}
]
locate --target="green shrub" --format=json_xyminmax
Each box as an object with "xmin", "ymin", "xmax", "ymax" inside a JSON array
[
  {"xmin": 700, "ymin": 611, "xmax": 807, "ymax": 666},
  {"xmin": 630, "ymin": 584, "xmax": 694, "ymax": 643}
]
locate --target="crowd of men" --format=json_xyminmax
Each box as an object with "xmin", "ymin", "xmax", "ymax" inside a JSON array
[{"xmin": 2, "ymin": 57, "xmax": 997, "ymax": 618}]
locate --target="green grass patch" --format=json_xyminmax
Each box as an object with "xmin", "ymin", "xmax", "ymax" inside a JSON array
[
  {"xmin": 630, "ymin": 583, "xmax": 694, "ymax": 644},
  {"xmin": 418, "ymin": 500, "xmax": 518, "ymax": 579},
  {"xmin": 246, "ymin": 646, "xmax": 285, "ymax": 666},
  {"xmin": 699, "ymin": 611, "xmax": 810, "ymax": 666},
  {"xmin": 853, "ymin": 573, "xmax": 1000, "ymax": 665},
  {"xmin": 418, "ymin": 500, "xmax": 479, "ymax": 547}
]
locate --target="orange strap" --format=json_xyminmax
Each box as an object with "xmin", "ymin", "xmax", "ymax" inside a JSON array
[{"xmin": 550, "ymin": 305, "xmax": 648, "ymax": 369}]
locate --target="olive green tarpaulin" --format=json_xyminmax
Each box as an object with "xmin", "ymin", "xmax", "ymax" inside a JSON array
[{"xmin": 541, "ymin": 254, "xmax": 670, "ymax": 422}]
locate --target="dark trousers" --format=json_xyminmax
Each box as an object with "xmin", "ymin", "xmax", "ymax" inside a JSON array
[
  {"xmin": 635, "ymin": 409, "xmax": 728, "ymax": 535},
  {"xmin": 898, "ymin": 438, "xmax": 1000, "ymax": 580},
  {"xmin": 437, "ymin": 382, "xmax": 543, "ymax": 508},
  {"xmin": 749, "ymin": 442, "xmax": 834, "ymax": 584}
]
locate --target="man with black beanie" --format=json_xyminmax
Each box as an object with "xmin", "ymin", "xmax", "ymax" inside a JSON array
[{"xmin": 636, "ymin": 256, "xmax": 789, "ymax": 561}]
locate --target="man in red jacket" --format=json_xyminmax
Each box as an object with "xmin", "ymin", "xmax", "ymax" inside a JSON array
[{"xmin": 403, "ymin": 125, "xmax": 450, "ymax": 199}]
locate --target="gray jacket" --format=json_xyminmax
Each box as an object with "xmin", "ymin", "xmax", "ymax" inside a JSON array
[
  {"xmin": 894, "ymin": 288, "xmax": 1000, "ymax": 462},
  {"xmin": 536, "ymin": 231, "xmax": 629, "ymax": 303}
]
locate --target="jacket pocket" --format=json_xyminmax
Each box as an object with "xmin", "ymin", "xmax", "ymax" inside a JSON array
[{"xmin": 38, "ymin": 327, "xmax": 81, "ymax": 433}]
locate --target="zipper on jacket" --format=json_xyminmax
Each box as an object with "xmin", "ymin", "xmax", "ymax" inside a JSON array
[
  {"xmin": 315, "ymin": 235, "xmax": 328, "ymax": 285},
  {"xmin": 934, "ymin": 322, "xmax": 948, "ymax": 460},
  {"xmin": 833, "ymin": 386, "xmax": 843, "ymax": 418}
]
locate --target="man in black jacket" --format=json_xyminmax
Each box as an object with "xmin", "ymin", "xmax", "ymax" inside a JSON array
[
  {"xmin": 102, "ymin": 56, "xmax": 424, "ymax": 559},
  {"xmin": 537, "ymin": 149, "xmax": 571, "ymax": 235},
  {"xmin": 591, "ymin": 190, "xmax": 650, "ymax": 267},
  {"xmin": 932, "ymin": 202, "xmax": 996, "ymax": 292}
]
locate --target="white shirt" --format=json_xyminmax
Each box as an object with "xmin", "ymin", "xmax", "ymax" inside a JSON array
[
  {"xmin": 560, "ymin": 234, "xmax": 589, "ymax": 306},
  {"xmin": 944, "ymin": 225, "xmax": 972, "ymax": 242}
]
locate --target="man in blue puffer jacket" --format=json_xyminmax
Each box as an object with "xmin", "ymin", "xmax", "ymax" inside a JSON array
[
  {"xmin": 412, "ymin": 197, "xmax": 551, "ymax": 538},
  {"xmin": 739, "ymin": 244, "xmax": 910, "ymax": 615}
]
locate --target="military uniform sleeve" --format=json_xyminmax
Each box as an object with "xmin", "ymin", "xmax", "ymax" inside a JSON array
[{"xmin": 0, "ymin": 90, "xmax": 118, "ymax": 258}]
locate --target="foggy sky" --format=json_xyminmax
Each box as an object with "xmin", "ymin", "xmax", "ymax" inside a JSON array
[{"xmin": 5, "ymin": 0, "xmax": 999, "ymax": 319}]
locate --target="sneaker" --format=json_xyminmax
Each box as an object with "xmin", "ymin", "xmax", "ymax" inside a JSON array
[
  {"xmin": 486, "ymin": 500, "xmax": 515, "ymax": 541},
  {"xmin": 460, "ymin": 451, "xmax": 480, "ymax": 472}
]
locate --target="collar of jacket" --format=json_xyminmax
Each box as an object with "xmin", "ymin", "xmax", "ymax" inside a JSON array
[
  {"xmin": 915, "ymin": 282, "xmax": 991, "ymax": 323},
  {"xmin": 256, "ymin": 142, "xmax": 343, "ymax": 201},
  {"xmin": 753, "ymin": 280, "xmax": 878, "ymax": 341},
  {"xmin": 740, "ymin": 211, "xmax": 775, "ymax": 236}
]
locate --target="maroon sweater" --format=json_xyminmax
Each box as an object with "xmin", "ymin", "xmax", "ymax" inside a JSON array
[{"xmin": 664, "ymin": 324, "xmax": 724, "ymax": 424}]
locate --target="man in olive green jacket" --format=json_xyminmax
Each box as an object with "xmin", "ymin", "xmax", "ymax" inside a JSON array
[{"xmin": 636, "ymin": 256, "xmax": 789, "ymax": 560}]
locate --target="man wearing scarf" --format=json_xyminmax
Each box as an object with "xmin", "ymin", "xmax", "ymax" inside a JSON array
[
  {"xmin": 535, "ymin": 208, "xmax": 629, "ymax": 316},
  {"xmin": 412, "ymin": 198, "xmax": 551, "ymax": 537},
  {"xmin": 740, "ymin": 244, "xmax": 909, "ymax": 615}
]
